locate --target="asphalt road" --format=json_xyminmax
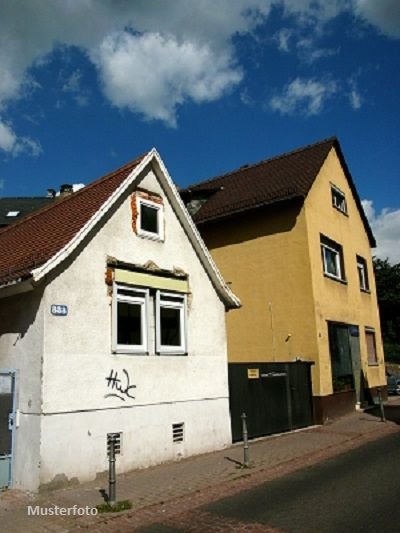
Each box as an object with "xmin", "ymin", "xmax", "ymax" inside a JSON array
[{"xmin": 139, "ymin": 431, "xmax": 400, "ymax": 532}]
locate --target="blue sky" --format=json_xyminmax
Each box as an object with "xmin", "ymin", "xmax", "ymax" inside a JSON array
[{"xmin": 0, "ymin": 1, "xmax": 399, "ymax": 262}]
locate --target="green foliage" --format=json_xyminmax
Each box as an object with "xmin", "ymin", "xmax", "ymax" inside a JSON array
[
  {"xmin": 373, "ymin": 258, "xmax": 400, "ymax": 362},
  {"xmin": 96, "ymin": 499, "xmax": 132, "ymax": 513},
  {"xmin": 373, "ymin": 258, "xmax": 400, "ymax": 302}
]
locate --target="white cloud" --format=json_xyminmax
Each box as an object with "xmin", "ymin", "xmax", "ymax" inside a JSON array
[
  {"xmin": 296, "ymin": 38, "xmax": 339, "ymax": 63},
  {"xmin": 93, "ymin": 31, "xmax": 242, "ymax": 125},
  {"xmin": 349, "ymin": 86, "xmax": 362, "ymax": 109},
  {"xmin": 0, "ymin": 118, "xmax": 42, "ymax": 157},
  {"xmin": 274, "ymin": 28, "xmax": 293, "ymax": 52},
  {"xmin": 362, "ymin": 199, "xmax": 400, "ymax": 264},
  {"xmin": 0, "ymin": 119, "xmax": 17, "ymax": 152},
  {"xmin": 270, "ymin": 77, "xmax": 337, "ymax": 115},
  {"xmin": 279, "ymin": 0, "xmax": 349, "ymax": 31},
  {"xmin": 62, "ymin": 69, "xmax": 83, "ymax": 94},
  {"xmin": 13, "ymin": 137, "xmax": 43, "ymax": 158},
  {"xmin": 0, "ymin": 0, "xmax": 273, "ymax": 128},
  {"xmin": 354, "ymin": 0, "xmax": 400, "ymax": 38},
  {"xmin": 0, "ymin": 0, "xmax": 398, "ymax": 138},
  {"xmin": 61, "ymin": 69, "xmax": 89, "ymax": 107}
]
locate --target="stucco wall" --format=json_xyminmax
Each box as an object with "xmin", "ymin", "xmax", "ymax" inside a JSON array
[
  {"xmin": 0, "ymin": 289, "xmax": 44, "ymax": 490},
  {"xmin": 36, "ymin": 167, "xmax": 231, "ymax": 487},
  {"xmin": 200, "ymin": 202, "xmax": 319, "ymax": 375},
  {"xmin": 304, "ymin": 148, "xmax": 385, "ymax": 395}
]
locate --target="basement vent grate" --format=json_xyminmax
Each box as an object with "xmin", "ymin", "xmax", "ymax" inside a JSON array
[
  {"xmin": 172, "ymin": 422, "xmax": 184, "ymax": 443},
  {"xmin": 107, "ymin": 432, "xmax": 122, "ymax": 456}
]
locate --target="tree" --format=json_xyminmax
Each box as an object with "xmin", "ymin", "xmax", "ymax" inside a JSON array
[{"xmin": 373, "ymin": 258, "xmax": 400, "ymax": 362}]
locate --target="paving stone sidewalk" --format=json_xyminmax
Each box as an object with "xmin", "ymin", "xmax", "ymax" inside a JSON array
[{"xmin": 1, "ymin": 401, "xmax": 400, "ymax": 532}]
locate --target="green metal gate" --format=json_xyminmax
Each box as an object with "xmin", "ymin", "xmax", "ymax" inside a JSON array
[
  {"xmin": 0, "ymin": 370, "xmax": 16, "ymax": 488},
  {"xmin": 229, "ymin": 361, "xmax": 314, "ymax": 442}
]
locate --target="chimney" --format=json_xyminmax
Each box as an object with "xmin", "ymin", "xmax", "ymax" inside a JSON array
[
  {"xmin": 59, "ymin": 184, "xmax": 74, "ymax": 198},
  {"xmin": 47, "ymin": 188, "xmax": 56, "ymax": 199}
]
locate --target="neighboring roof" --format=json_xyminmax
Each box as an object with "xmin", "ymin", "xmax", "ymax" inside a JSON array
[
  {"xmin": 0, "ymin": 150, "xmax": 240, "ymax": 309},
  {"xmin": 0, "ymin": 197, "xmax": 54, "ymax": 226},
  {"xmin": 181, "ymin": 137, "xmax": 375, "ymax": 247}
]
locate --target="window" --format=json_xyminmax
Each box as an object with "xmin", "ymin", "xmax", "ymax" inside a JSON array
[
  {"xmin": 320, "ymin": 235, "xmax": 346, "ymax": 282},
  {"xmin": 365, "ymin": 328, "xmax": 378, "ymax": 365},
  {"xmin": 331, "ymin": 185, "xmax": 347, "ymax": 214},
  {"xmin": 357, "ymin": 255, "xmax": 369, "ymax": 291},
  {"xmin": 112, "ymin": 284, "xmax": 148, "ymax": 353},
  {"xmin": 156, "ymin": 291, "xmax": 187, "ymax": 354},
  {"xmin": 112, "ymin": 282, "xmax": 187, "ymax": 355},
  {"xmin": 137, "ymin": 198, "xmax": 164, "ymax": 240},
  {"xmin": 6, "ymin": 211, "xmax": 20, "ymax": 217}
]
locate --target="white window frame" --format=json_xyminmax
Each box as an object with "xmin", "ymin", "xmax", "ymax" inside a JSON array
[
  {"xmin": 357, "ymin": 256, "xmax": 369, "ymax": 291},
  {"xmin": 321, "ymin": 237, "xmax": 345, "ymax": 281},
  {"xmin": 137, "ymin": 197, "xmax": 164, "ymax": 241},
  {"xmin": 156, "ymin": 291, "xmax": 187, "ymax": 355},
  {"xmin": 331, "ymin": 184, "xmax": 347, "ymax": 215},
  {"xmin": 112, "ymin": 283, "xmax": 149, "ymax": 354}
]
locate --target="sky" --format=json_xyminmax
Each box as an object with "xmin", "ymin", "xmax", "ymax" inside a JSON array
[{"xmin": 0, "ymin": 0, "xmax": 399, "ymax": 263}]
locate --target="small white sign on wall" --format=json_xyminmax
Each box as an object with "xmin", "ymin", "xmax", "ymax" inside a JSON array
[{"xmin": 51, "ymin": 304, "xmax": 68, "ymax": 316}]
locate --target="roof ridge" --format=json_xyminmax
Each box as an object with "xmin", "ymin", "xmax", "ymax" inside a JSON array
[
  {"xmin": 0, "ymin": 152, "xmax": 148, "ymax": 237},
  {"xmin": 185, "ymin": 136, "xmax": 337, "ymax": 190}
]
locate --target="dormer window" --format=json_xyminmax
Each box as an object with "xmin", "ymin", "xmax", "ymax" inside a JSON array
[
  {"xmin": 331, "ymin": 185, "xmax": 347, "ymax": 215},
  {"xmin": 137, "ymin": 197, "xmax": 164, "ymax": 241}
]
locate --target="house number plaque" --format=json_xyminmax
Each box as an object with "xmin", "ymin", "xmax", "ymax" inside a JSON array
[{"xmin": 51, "ymin": 304, "xmax": 68, "ymax": 316}]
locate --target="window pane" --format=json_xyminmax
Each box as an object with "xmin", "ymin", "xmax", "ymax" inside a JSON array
[
  {"xmin": 160, "ymin": 306, "xmax": 181, "ymax": 346},
  {"xmin": 141, "ymin": 204, "xmax": 158, "ymax": 234},
  {"xmin": 325, "ymin": 248, "xmax": 339, "ymax": 276},
  {"xmin": 117, "ymin": 287, "xmax": 145, "ymax": 298},
  {"xmin": 117, "ymin": 301, "xmax": 142, "ymax": 345}
]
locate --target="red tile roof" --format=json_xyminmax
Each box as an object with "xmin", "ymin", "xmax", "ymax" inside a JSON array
[
  {"xmin": 181, "ymin": 137, "xmax": 375, "ymax": 246},
  {"xmin": 0, "ymin": 154, "xmax": 146, "ymax": 286}
]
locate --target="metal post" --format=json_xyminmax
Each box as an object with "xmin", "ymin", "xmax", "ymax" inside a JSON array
[
  {"xmin": 108, "ymin": 434, "xmax": 117, "ymax": 505},
  {"xmin": 241, "ymin": 412, "xmax": 250, "ymax": 468},
  {"xmin": 377, "ymin": 387, "xmax": 386, "ymax": 422}
]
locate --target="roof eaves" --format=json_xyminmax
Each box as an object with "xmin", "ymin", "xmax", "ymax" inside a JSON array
[
  {"xmin": 331, "ymin": 139, "xmax": 376, "ymax": 248},
  {"xmin": 195, "ymin": 193, "xmax": 304, "ymax": 225},
  {"xmin": 30, "ymin": 151, "xmax": 152, "ymax": 284}
]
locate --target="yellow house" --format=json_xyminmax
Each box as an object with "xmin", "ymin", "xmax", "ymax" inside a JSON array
[{"xmin": 182, "ymin": 137, "xmax": 386, "ymax": 426}]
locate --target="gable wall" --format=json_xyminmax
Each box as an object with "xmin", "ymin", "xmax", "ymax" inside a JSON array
[
  {"xmin": 36, "ymin": 166, "xmax": 231, "ymax": 488},
  {"xmin": 304, "ymin": 147, "xmax": 385, "ymax": 396}
]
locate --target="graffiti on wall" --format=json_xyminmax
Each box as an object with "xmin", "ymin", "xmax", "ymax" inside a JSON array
[{"xmin": 104, "ymin": 369, "xmax": 136, "ymax": 401}]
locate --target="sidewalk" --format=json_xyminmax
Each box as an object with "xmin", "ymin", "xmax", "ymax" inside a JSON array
[{"xmin": 1, "ymin": 401, "xmax": 400, "ymax": 532}]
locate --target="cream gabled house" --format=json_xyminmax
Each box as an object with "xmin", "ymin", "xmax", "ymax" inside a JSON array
[
  {"xmin": 0, "ymin": 149, "xmax": 239, "ymax": 491},
  {"xmin": 182, "ymin": 137, "xmax": 386, "ymax": 432}
]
